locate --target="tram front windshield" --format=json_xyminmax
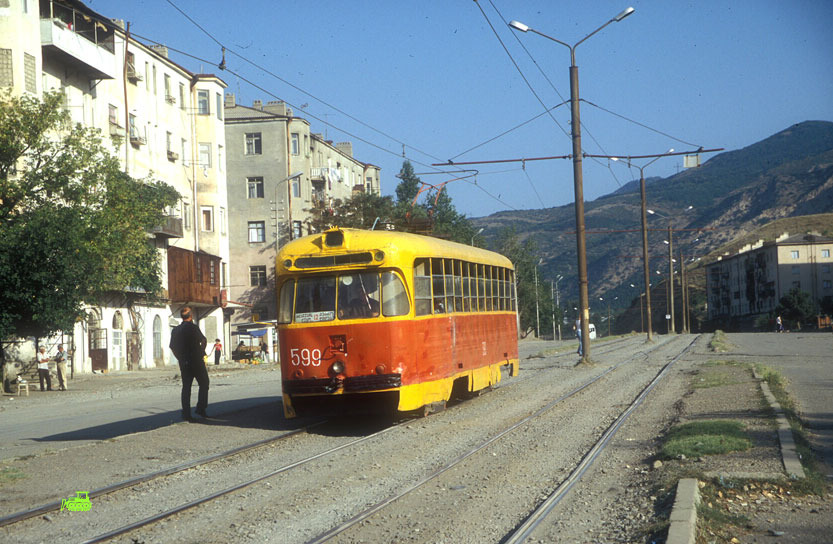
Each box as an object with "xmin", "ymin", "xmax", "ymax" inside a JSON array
[{"xmin": 282, "ymin": 270, "xmax": 409, "ymax": 324}]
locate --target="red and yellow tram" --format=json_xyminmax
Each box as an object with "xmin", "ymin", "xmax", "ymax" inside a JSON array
[{"xmin": 276, "ymin": 228, "xmax": 519, "ymax": 417}]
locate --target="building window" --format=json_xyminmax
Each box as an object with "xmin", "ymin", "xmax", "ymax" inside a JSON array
[
  {"xmin": 152, "ymin": 65, "xmax": 157, "ymax": 94},
  {"xmin": 128, "ymin": 114, "xmax": 139, "ymax": 139},
  {"xmin": 791, "ymin": 250, "xmax": 799, "ymax": 259},
  {"xmin": 304, "ymin": 134, "xmax": 309, "ymax": 157},
  {"xmin": 199, "ymin": 143, "xmax": 211, "ymax": 168},
  {"xmin": 179, "ymin": 82, "xmax": 186, "ymax": 110},
  {"xmin": 181, "ymin": 138, "xmax": 187, "ymax": 162},
  {"xmin": 216, "ymin": 92, "xmax": 223, "ymax": 120},
  {"xmin": 823, "ymin": 264, "xmax": 831, "ymax": 274},
  {"xmin": 183, "ymin": 201, "xmax": 191, "ymax": 230},
  {"xmin": 164, "ymin": 74, "xmax": 172, "ymax": 102},
  {"xmin": 292, "ymin": 179, "xmax": 301, "ymax": 198},
  {"xmin": 197, "ymin": 90, "xmax": 209, "ymax": 114},
  {"xmin": 250, "ymin": 265, "xmax": 267, "ymax": 287},
  {"xmin": 196, "ymin": 255, "xmax": 202, "ymax": 282},
  {"xmin": 24, "ymin": 52, "xmax": 36, "ymax": 93},
  {"xmin": 291, "ymin": 133, "xmax": 300, "ymax": 155},
  {"xmin": 247, "ymin": 177, "xmax": 264, "ymax": 198},
  {"xmin": 201, "ymin": 206, "xmax": 213, "ymax": 232},
  {"xmin": 792, "ymin": 265, "xmax": 800, "ymax": 275},
  {"xmin": 210, "ymin": 260, "xmax": 217, "ymax": 285},
  {"xmin": 152, "ymin": 315, "xmax": 162, "ymax": 361},
  {"xmin": 218, "ymin": 144, "xmax": 224, "ymax": 172},
  {"xmin": 166, "ymin": 131, "xmax": 173, "ymax": 153},
  {"xmin": 245, "ymin": 132, "xmax": 262, "ymax": 155},
  {"xmin": 824, "ymin": 280, "xmax": 832, "ymax": 289},
  {"xmin": 144, "ymin": 61, "xmax": 149, "ymax": 89},
  {"xmin": 293, "ymin": 220, "xmax": 302, "ymax": 239},
  {"xmin": 219, "ymin": 207, "xmax": 226, "ymax": 235},
  {"xmin": 823, "ymin": 249, "xmax": 831, "ymax": 258},
  {"xmin": 109, "ymin": 104, "xmax": 118, "ymax": 125},
  {"xmin": 0, "ymin": 49, "xmax": 13, "ymax": 87},
  {"xmin": 248, "ymin": 221, "xmax": 265, "ymax": 243}
]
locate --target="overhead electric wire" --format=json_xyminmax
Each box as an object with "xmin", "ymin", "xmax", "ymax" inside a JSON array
[
  {"xmin": 581, "ymin": 99, "xmax": 701, "ymax": 148},
  {"xmin": 157, "ymin": 0, "xmax": 524, "ymax": 212}
]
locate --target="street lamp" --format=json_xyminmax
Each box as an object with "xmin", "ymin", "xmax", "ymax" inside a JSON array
[
  {"xmin": 612, "ymin": 148, "xmax": 672, "ymax": 342},
  {"xmin": 534, "ymin": 258, "xmax": 543, "ymax": 338},
  {"xmin": 510, "ymin": 6, "xmax": 634, "ymax": 363},
  {"xmin": 472, "ymin": 227, "xmax": 485, "ymax": 246}
]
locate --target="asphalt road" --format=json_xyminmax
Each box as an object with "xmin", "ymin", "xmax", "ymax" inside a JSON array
[
  {"xmin": 717, "ymin": 331, "xmax": 833, "ymax": 473},
  {"xmin": 0, "ymin": 366, "xmax": 281, "ymax": 461}
]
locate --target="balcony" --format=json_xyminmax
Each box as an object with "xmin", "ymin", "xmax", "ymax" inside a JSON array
[
  {"xmin": 167, "ymin": 247, "xmax": 222, "ymax": 306},
  {"xmin": 167, "ymin": 150, "xmax": 180, "ymax": 162},
  {"xmin": 40, "ymin": 8, "xmax": 116, "ymax": 80},
  {"xmin": 310, "ymin": 167, "xmax": 341, "ymax": 183},
  {"xmin": 151, "ymin": 215, "xmax": 183, "ymax": 238},
  {"xmin": 129, "ymin": 133, "xmax": 146, "ymax": 146}
]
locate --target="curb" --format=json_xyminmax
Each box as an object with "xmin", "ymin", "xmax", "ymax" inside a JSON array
[
  {"xmin": 667, "ymin": 478, "xmax": 700, "ymax": 544},
  {"xmin": 753, "ymin": 369, "xmax": 805, "ymax": 479}
]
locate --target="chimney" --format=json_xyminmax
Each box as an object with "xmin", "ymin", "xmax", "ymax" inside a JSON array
[
  {"xmin": 263, "ymin": 100, "xmax": 286, "ymax": 116},
  {"xmin": 150, "ymin": 44, "xmax": 169, "ymax": 58},
  {"xmin": 253, "ymin": 99, "xmax": 262, "ymax": 109},
  {"xmin": 224, "ymin": 93, "xmax": 235, "ymax": 108},
  {"xmin": 110, "ymin": 18, "xmax": 125, "ymax": 30},
  {"xmin": 335, "ymin": 142, "xmax": 353, "ymax": 157}
]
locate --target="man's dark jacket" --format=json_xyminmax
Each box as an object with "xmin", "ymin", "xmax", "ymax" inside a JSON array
[{"xmin": 169, "ymin": 321, "xmax": 207, "ymax": 364}]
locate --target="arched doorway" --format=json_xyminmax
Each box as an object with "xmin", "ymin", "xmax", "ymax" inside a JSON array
[{"xmin": 88, "ymin": 309, "xmax": 108, "ymax": 372}]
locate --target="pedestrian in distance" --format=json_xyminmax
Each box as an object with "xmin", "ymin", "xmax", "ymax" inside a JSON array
[
  {"xmin": 211, "ymin": 338, "xmax": 222, "ymax": 366},
  {"xmin": 37, "ymin": 346, "xmax": 53, "ymax": 391},
  {"xmin": 169, "ymin": 306, "xmax": 209, "ymax": 422},
  {"xmin": 575, "ymin": 318, "xmax": 583, "ymax": 357},
  {"xmin": 776, "ymin": 315, "xmax": 784, "ymax": 333},
  {"xmin": 54, "ymin": 344, "xmax": 68, "ymax": 391}
]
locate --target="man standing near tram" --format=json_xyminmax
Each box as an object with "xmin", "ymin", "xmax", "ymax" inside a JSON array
[{"xmin": 169, "ymin": 306, "xmax": 209, "ymax": 422}]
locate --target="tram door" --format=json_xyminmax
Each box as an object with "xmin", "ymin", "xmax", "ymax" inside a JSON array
[{"xmin": 89, "ymin": 328, "xmax": 108, "ymax": 372}]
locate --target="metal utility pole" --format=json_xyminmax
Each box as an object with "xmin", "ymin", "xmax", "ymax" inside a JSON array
[
  {"xmin": 534, "ymin": 262, "xmax": 541, "ymax": 338},
  {"xmin": 680, "ymin": 249, "xmax": 687, "ymax": 333},
  {"xmin": 668, "ymin": 224, "xmax": 675, "ymax": 333},
  {"xmin": 509, "ymin": 6, "xmax": 634, "ymax": 364}
]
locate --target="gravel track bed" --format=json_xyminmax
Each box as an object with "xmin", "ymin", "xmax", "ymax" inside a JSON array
[{"xmin": 105, "ymin": 336, "xmax": 690, "ymax": 543}]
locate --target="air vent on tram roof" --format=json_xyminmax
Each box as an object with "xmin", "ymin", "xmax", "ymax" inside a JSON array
[{"xmin": 324, "ymin": 229, "xmax": 344, "ymax": 247}]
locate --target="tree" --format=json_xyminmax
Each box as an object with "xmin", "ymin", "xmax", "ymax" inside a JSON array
[
  {"xmin": 307, "ymin": 191, "xmax": 396, "ymax": 232},
  {"xmin": 774, "ymin": 287, "xmax": 816, "ymax": 329},
  {"xmin": 0, "ymin": 91, "xmax": 178, "ymax": 340}
]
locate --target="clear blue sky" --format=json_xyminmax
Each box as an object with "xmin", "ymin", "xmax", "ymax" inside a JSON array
[{"xmin": 90, "ymin": 0, "xmax": 833, "ymax": 218}]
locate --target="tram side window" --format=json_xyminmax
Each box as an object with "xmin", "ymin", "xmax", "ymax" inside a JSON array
[
  {"xmin": 510, "ymin": 271, "xmax": 517, "ymax": 311},
  {"xmin": 381, "ymin": 271, "xmax": 410, "ymax": 317},
  {"xmin": 491, "ymin": 266, "xmax": 500, "ymax": 310},
  {"xmin": 453, "ymin": 260, "xmax": 463, "ymax": 312},
  {"xmin": 477, "ymin": 264, "xmax": 486, "ymax": 311},
  {"xmin": 414, "ymin": 259, "xmax": 432, "ymax": 316},
  {"xmin": 432, "ymin": 258, "xmax": 446, "ymax": 313},
  {"xmin": 501, "ymin": 269, "xmax": 510, "ymax": 311},
  {"xmin": 278, "ymin": 280, "xmax": 295, "ymax": 324},
  {"xmin": 444, "ymin": 259, "xmax": 455, "ymax": 313},
  {"xmin": 496, "ymin": 268, "xmax": 504, "ymax": 311},
  {"xmin": 294, "ymin": 277, "xmax": 336, "ymax": 323},
  {"xmin": 484, "ymin": 266, "xmax": 492, "ymax": 311},
  {"xmin": 462, "ymin": 262, "xmax": 471, "ymax": 312}
]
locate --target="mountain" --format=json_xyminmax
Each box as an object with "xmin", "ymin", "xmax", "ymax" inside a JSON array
[{"xmin": 474, "ymin": 121, "xmax": 833, "ymax": 316}]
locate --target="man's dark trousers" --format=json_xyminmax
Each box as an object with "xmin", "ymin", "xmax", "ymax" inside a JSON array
[{"xmin": 180, "ymin": 358, "xmax": 209, "ymax": 417}]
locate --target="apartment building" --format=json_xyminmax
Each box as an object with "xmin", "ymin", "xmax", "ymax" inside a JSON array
[
  {"xmin": 706, "ymin": 232, "xmax": 833, "ymax": 323},
  {"xmin": 224, "ymin": 95, "xmax": 381, "ymax": 338},
  {"xmin": 1, "ymin": 0, "xmax": 231, "ymax": 371}
]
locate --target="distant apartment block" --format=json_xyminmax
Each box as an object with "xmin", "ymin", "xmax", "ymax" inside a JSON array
[
  {"xmin": 1, "ymin": 0, "xmax": 231, "ymax": 371},
  {"xmin": 224, "ymin": 95, "xmax": 381, "ymax": 334},
  {"xmin": 706, "ymin": 233, "xmax": 833, "ymax": 322}
]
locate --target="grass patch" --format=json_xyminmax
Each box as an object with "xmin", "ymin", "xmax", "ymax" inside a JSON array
[
  {"xmin": 0, "ymin": 466, "xmax": 26, "ymax": 486},
  {"xmin": 708, "ymin": 330, "xmax": 733, "ymax": 352},
  {"xmin": 661, "ymin": 420, "xmax": 751, "ymax": 459}
]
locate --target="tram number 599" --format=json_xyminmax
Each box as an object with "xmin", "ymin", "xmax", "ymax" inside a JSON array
[{"xmin": 290, "ymin": 348, "xmax": 322, "ymax": 367}]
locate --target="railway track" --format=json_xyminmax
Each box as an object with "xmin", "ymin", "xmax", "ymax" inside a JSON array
[{"xmin": 3, "ymin": 334, "xmax": 689, "ymax": 543}]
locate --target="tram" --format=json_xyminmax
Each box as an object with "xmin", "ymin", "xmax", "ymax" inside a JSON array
[{"xmin": 276, "ymin": 227, "xmax": 519, "ymax": 418}]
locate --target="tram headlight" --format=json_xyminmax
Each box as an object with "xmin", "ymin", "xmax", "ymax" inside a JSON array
[
  {"xmin": 283, "ymin": 259, "xmax": 292, "ymax": 268},
  {"xmin": 331, "ymin": 360, "xmax": 345, "ymax": 374},
  {"xmin": 374, "ymin": 251, "xmax": 384, "ymax": 261}
]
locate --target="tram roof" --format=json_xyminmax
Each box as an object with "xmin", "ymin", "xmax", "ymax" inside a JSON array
[{"xmin": 277, "ymin": 228, "xmax": 513, "ymax": 270}]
